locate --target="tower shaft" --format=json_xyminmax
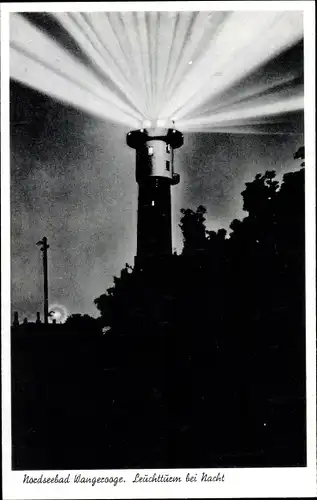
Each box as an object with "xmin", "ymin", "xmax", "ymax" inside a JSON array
[
  {"xmin": 137, "ymin": 177, "xmax": 172, "ymax": 260},
  {"xmin": 127, "ymin": 127, "xmax": 183, "ymax": 267}
]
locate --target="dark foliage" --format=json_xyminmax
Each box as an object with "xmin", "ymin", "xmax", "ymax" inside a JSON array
[{"xmin": 11, "ymin": 150, "xmax": 306, "ymax": 469}]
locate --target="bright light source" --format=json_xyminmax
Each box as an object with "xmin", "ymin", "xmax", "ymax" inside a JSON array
[
  {"xmin": 188, "ymin": 60, "xmax": 193, "ymax": 65},
  {"xmin": 143, "ymin": 120, "xmax": 152, "ymax": 128},
  {"xmin": 156, "ymin": 119, "xmax": 166, "ymax": 127},
  {"xmin": 48, "ymin": 303, "xmax": 68, "ymax": 323}
]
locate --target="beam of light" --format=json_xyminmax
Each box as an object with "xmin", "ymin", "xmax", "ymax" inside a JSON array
[
  {"xmin": 202, "ymin": 130, "xmax": 302, "ymax": 136},
  {"xmin": 177, "ymin": 93, "xmax": 304, "ymax": 132},
  {"xmin": 153, "ymin": 11, "xmax": 166, "ymax": 118},
  {"xmin": 162, "ymin": 12, "xmax": 229, "ymax": 112},
  {"xmin": 155, "ymin": 12, "xmax": 179, "ymax": 118},
  {"xmin": 180, "ymin": 82, "xmax": 304, "ymax": 130},
  {"xmin": 161, "ymin": 13, "xmax": 193, "ymax": 99},
  {"xmin": 10, "ymin": 13, "xmax": 142, "ymax": 128},
  {"xmin": 184, "ymin": 126, "xmax": 303, "ymax": 135},
  {"xmin": 10, "ymin": 45, "xmax": 140, "ymax": 129},
  {"xmin": 136, "ymin": 12, "xmax": 156, "ymax": 117},
  {"xmin": 82, "ymin": 12, "xmax": 134, "ymax": 87},
  {"xmin": 119, "ymin": 12, "xmax": 152, "ymax": 118},
  {"xmin": 186, "ymin": 73, "xmax": 302, "ymax": 120},
  {"xmin": 162, "ymin": 13, "xmax": 196, "ymax": 114},
  {"xmin": 10, "ymin": 11, "xmax": 303, "ymax": 133},
  {"xmin": 177, "ymin": 117, "xmax": 304, "ymax": 135},
  {"xmin": 106, "ymin": 11, "xmax": 152, "ymax": 117},
  {"xmin": 161, "ymin": 12, "xmax": 303, "ymax": 122},
  {"xmin": 147, "ymin": 12, "xmax": 158, "ymax": 117},
  {"xmin": 82, "ymin": 11, "xmax": 150, "ymax": 119},
  {"xmin": 51, "ymin": 12, "xmax": 148, "ymax": 119}
]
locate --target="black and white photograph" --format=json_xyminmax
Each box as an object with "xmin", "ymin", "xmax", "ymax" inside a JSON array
[{"xmin": 1, "ymin": 1, "xmax": 316, "ymax": 498}]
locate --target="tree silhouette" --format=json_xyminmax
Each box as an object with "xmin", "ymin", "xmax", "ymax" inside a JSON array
[
  {"xmin": 294, "ymin": 146, "xmax": 305, "ymax": 167},
  {"xmin": 11, "ymin": 148, "xmax": 306, "ymax": 470},
  {"xmin": 64, "ymin": 313, "xmax": 98, "ymax": 330},
  {"xmin": 90, "ymin": 149, "xmax": 305, "ymax": 465},
  {"xmin": 179, "ymin": 205, "xmax": 207, "ymax": 255}
]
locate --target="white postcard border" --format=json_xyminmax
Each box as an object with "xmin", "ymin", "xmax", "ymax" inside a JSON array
[{"xmin": 1, "ymin": 1, "xmax": 316, "ymax": 498}]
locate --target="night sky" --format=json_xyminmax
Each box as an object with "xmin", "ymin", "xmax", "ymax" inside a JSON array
[{"xmin": 10, "ymin": 16, "xmax": 304, "ymax": 320}]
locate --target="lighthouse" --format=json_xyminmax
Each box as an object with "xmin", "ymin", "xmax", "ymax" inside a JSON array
[{"xmin": 127, "ymin": 125, "xmax": 183, "ymax": 267}]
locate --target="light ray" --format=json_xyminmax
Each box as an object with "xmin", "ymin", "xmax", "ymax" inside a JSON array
[
  {"xmin": 10, "ymin": 45, "xmax": 139, "ymax": 128},
  {"xmin": 163, "ymin": 12, "xmax": 194, "ymax": 94},
  {"xmin": 186, "ymin": 127, "xmax": 303, "ymax": 135},
  {"xmin": 162, "ymin": 12, "xmax": 303, "ymax": 120},
  {"xmin": 155, "ymin": 12, "xmax": 179, "ymax": 115},
  {"xmin": 163, "ymin": 13, "xmax": 193, "ymax": 103},
  {"xmin": 10, "ymin": 14, "xmax": 140, "ymax": 127},
  {"xmin": 161, "ymin": 12, "xmax": 207, "ymax": 105},
  {"xmin": 120, "ymin": 12, "xmax": 151, "ymax": 117},
  {"xmin": 178, "ymin": 93, "xmax": 303, "ymax": 132},
  {"xmin": 164, "ymin": 12, "xmax": 229, "ymax": 108},
  {"xmin": 11, "ymin": 13, "xmax": 143, "ymax": 121},
  {"xmin": 135, "ymin": 12, "xmax": 153, "ymax": 116},
  {"xmin": 83, "ymin": 11, "xmax": 148, "ymax": 118},
  {"xmin": 152, "ymin": 12, "xmax": 160, "ymax": 117},
  {"xmin": 52, "ymin": 12, "xmax": 147, "ymax": 118},
  {"xmin": 145, "ymin": 12, "xmax": 155, "ymax": 117},
  {"xmin": 105, "ymin": 12, "xmax": 146, "ymax": 112},
  {"xmin": 10, "ymin": 11, "xmax": 303, "ymax": 134},
  {"xmin": 188, "ymin": 73, "xmax": 302, "ymax": 120}
]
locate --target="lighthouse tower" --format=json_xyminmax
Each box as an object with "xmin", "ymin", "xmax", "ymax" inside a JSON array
[{"xmin": 127, "ymin": 126, "xmax": 183, "ymax": 268}]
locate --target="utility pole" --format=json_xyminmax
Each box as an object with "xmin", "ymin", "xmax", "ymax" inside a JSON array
[{"xmin": 36, "ymin": 237, "xmax": 50, "ymax": 325}]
